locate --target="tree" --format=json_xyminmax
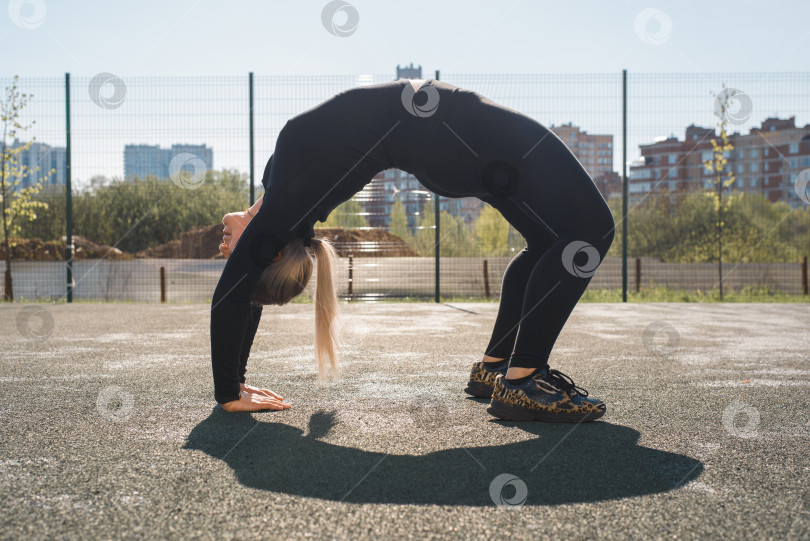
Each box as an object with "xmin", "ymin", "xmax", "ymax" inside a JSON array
[
  {"xmin": 704, "ymin": 84, "xmax": 738, "ymax": 298},
  {"xmin": 319, "ymin": 198, "xmax": 367, "ymax": 229},
  {"xmin": 410, "ymin": 199, "xmax": 436, "ymax": 256},
  {"xmin": 1, "ymin": 76, "xmax": 52, "ymax": 301},
  {"xmin": 388, "ymin": 197, "xmax": 410, "ymax": 243},
  {"xmin": 436, "ymin": 210, "xmax": 476, "ymax": 257},
  {"xmin": 474, "ymin": 203, "xmax": 524, "ymax": 257},
  {"xmin": 17, "ymin": 169, "xmax": 252, "ymax": 253}
]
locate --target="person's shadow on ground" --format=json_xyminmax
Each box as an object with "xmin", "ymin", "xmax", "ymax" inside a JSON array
[{"xmin": 184, "ymin": 408, "xmax": 703, "ymax": 506}]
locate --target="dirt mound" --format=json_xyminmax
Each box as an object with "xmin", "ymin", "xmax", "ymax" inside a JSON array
[
  {"xmin": 0, "ymin": 236, "xmax": 131, "ymax": 261},
  {"xmin": 135, "ymin": 224, "xmax": 224, "ymax": 259},
  {"xmin": 312, "ymin": 227, "xmax": 418, "ymax": 257}
]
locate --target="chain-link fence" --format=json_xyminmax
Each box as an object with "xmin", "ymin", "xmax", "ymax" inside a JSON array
[{"xmin": 1, "ymin": 72, "xmax": 808, "ymax": 302}]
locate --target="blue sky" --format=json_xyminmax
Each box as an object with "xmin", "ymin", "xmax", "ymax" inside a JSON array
[
  {"xmin": 2, "ymin": 0, "xmax": 808, "ymax": 186},
  {"xmin": 2, "ymin": 0, "xmax": 808, "ymax": 76}
]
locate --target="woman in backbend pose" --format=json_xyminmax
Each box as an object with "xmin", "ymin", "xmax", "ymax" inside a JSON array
[{"xmin": 211, "ymin": 78, "xmax": 614, "ymax": 423}]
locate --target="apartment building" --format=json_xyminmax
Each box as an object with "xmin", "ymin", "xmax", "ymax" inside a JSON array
[
  {"xmin": 124, "ymin": 143, "xmax": 213, "ymax": 181},
  {"xmin": 7, "ymin": 139, "xmax": 67, "ymax": 191},
  {"xmin": 628, "ymin": 116, "xmax": 810, "ymax": 208}
]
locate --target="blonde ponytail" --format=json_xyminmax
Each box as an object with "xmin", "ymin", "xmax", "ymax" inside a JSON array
[
  {"xmin": 309, "ymin": 237, "xmax": 341, "ymax": 382},
  {"xmin": 250, "ymin": 235, "xmax": 342, "ymax": 382}
]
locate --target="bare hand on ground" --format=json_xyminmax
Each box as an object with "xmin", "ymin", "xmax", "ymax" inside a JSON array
[
  {"xmin": 221, "ymin": 390, "xmax": 291, "ymax": 412},
  {"xmin": 240, "ymin": 382, "xmax": 284, "ymax": 400}
]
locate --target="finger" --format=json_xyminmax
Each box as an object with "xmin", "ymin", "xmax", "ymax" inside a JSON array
[
  {"xmin": 260, "ymin": 403, "xmax": 290, "ymax": 411},
  {"xmin": 254, "ymin": 399, "xmax": 291, "ymax": 411},
  {"xmin": 254, "ymin": 388, "xmax": 283, "ymax": 400},
  {"xmin": 251, "ymin": 394, "xmax": 290, "ymax": 406}
]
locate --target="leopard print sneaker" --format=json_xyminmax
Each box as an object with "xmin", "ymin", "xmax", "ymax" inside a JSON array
[
  {"xmin": 464, "ymin": 360, "xmax": 509, "ymax": 398},
  {"xmin": 487, "ymin": 368, "xmax": 606, "ymax": 422}
]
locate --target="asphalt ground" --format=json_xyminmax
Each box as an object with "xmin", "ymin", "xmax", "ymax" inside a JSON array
[{"xmin": 1, "ymin": 301, "xmax": 808, "ymax": 540}]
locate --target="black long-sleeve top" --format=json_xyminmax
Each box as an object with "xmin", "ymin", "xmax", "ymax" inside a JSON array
[{"xmin": 210, "ymin": 78, "xmax": 509, "ymax": 403}]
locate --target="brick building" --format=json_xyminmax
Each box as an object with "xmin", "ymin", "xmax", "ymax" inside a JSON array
[{"xmin": 629, "ymin": 116, "xmax": 810, "ymax": 208}]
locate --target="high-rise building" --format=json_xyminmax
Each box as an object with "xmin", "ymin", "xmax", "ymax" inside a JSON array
[
  {"xmin": 628, "ymin": 116, "xmax": 810, "ymax": 208},
  {"xmin": 549, "ymin": 122, "xmax": 615, "ymax": 181},
  {"xmin": 396, "ymin": 63, "xmax": 422, "ymax": 80},
  {"xmin": 124, "ymin": 144, "xmax": 213, "ymax": 181},
  {"xmin": 361, "ymin": 169, "xmax": 434, "ymax": 229},
  {"xmin": 6, "ymin": 139, "xmax": 66, "ymax": 191}
]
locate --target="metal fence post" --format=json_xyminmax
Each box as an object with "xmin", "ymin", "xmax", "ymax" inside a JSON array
[
  {"xmin": 621, "ymin": 69, "xmax": 628, "ymax": 303},
  {"xmin": 249, "ymin": 71, "xmax": 255, "ymax": 205},
  {"xmin": 65, "ymin": 72, "xmax": 74, "ymax": 303},
  {"xmin": 434, "ymin": 69, "xmax": 441, "ymax": 303}
]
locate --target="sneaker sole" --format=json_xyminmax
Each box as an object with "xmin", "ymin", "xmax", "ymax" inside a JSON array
[
  {"xmin": 487, "ymin": 398, "xmax": 605, "ymax": 423},
  {"xmin": 463, "ymin": 380, "xmax": 494, "ymax": 398}
]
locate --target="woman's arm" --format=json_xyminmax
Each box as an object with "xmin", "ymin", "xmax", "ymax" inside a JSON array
[{"xmin": 210, "ymin": 182, "xmax": 313, "ymax": 409}]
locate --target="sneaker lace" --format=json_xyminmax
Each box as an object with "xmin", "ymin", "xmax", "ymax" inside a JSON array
[{"xmin": 542, "ymin": 369, "xmax": 589, "ymax": 398}]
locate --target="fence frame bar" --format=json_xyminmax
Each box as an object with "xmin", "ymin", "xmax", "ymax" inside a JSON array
[
  {"xmin": 434, "ymin": 69, "xmax": 441, "ymax": 303},
  {"xmin": 65, "ymin": 72, "xmax": 74, "ymax": 303},
  {"xmin": 249, "ymin": 71, "xmax": 255, "ymax": 206},
  {"xmin": 621, "ymin": 69, "xmax": 628, "ymax": 303}
]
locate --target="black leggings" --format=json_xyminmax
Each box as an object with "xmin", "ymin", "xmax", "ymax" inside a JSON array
[{"xmin": 478, "ymin": 129, "xmax": 615, "ymax": 369}]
